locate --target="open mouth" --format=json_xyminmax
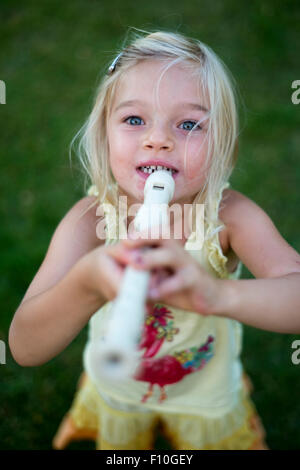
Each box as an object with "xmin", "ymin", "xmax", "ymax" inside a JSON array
[{"xmin": 137, "ymin": 165, "xmax": 178, "ymax": 175}]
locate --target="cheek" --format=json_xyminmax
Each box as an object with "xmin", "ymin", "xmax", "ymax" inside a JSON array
[
  {"xmin": 110, "ymin": 157, "xmax": 127, "ymax": 178},
  {"xmin": 183, "ymin": 138, "xmax": 208, "ymax": 179},
  {"xmin": 109, "ymin": 130, "xmax": 136, "ymax": 159},
  {"xmin": 109, "ymin": 147, "xmax": 132, "ymax": 180}
]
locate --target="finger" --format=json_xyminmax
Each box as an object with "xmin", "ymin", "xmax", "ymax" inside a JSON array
[
  {"xmin": 149, "ymin": 267, "xmax": 196, "ymax": 298},
  {"xmin": 127, "ymin": 248, "xmax": 170, "ymax": 270},
  {"xmin": 106, "ymin": 243, "xmax": 138, "ymax": 267},
  {"xmin": 148, "ymin": 275, "xmax": 183, "ymax": 299},
  {"xmin": 128, "ymin": 246, "xmax": 185, "ymax": 271},
  {"xmin": 148, "ymin": 268, "xmax": 170, "ymax": 290},
  {"xmin": 128, "ymin": 232, "xmax": 182, "ymax": 250}
]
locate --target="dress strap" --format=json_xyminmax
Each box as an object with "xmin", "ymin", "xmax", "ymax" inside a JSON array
[
  {"xmin": 204, "ymin": 182, "xmax": 242, "ymax": 280},
  {"xmin": 86, "ymin": 185, "xmax": 122, "ymax": 244}
]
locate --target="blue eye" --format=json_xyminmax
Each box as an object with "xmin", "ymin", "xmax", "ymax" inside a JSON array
[
  {"xmin": 125, "ymin": 116, "xmax": 144, "ymax": 126},
  {"xmin": 180, "ymin": 121, "xmax": 202, "ymax": 131}
]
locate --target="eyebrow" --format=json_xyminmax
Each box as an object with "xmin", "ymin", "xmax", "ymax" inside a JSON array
[{"xmin": 114, "ymin": 99, "xmax": 208, "ymax": 113}]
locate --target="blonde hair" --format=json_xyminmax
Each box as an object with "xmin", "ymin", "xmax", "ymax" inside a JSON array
[{"xmin": 70, "ymin": 28, "xmax": 239, "ymax": 241}]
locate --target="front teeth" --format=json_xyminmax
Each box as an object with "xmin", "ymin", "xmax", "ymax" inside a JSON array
[{"xmin": 139, "ymin": 165, "xmax": 175, "ymax": 174}]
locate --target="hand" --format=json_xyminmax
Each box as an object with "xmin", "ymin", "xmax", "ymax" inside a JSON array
[
  {"xmin": 122, "ymin": 232, "xmax": 224, "ymax": 315},
  {"xmin": 80, "ymin": 242, "xmax": 142, "ymax": 303}
]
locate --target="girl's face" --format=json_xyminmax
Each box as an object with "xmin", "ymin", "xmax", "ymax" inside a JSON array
[{"xmin": 107, "ymin": 59, "xmax": 210, "ymax": 207}]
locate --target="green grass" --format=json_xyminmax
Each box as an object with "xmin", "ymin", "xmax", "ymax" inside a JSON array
[{"xmin": 0, "ymin": 0, "xmax": 299, "ymax": 450}]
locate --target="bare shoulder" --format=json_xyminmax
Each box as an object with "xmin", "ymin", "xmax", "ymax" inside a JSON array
[
  {"xmin": 218, "ymin": 188, "xmax": 300, "ymax": 278},
  {"xmin": 50, "ymin": 195, "xmax": 105, "ymax": 255},
  {"xmin": 218, "ymin": 188, "xmax": 250, "ymax": 228},
  {"xmin": 20, "ymin": 196, "xmax": 105, "ymax": 304},
  {"xmin": 66, "ymin": 195, "xmax": 105, "ymax": 248}
]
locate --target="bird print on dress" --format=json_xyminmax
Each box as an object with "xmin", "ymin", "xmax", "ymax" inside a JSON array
[{"xmin": 134, "ymin": 303, "xmax": 215, "ymax": 403}]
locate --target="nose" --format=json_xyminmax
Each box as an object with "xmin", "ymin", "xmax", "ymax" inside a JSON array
[{"xmin": 142, "ymin": 124, "xmax": 174, "ymax": 152}]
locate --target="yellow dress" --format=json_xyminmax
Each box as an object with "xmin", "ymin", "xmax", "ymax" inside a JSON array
[{"xmin": 53, "ymin": 182, "xmax": 268, "ymax": 450}]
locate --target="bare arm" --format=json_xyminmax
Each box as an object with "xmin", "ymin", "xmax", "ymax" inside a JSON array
[
  {"xmin": 9, "ymin": 196, "xmax": 105, "ymax": 366},
  {"xmin": 216, "ymin": 273, "xmax": 300, "ymax": 333},
  {"xmin": 214, "ymin": 190, "xmax": 300, "ymax": 333}
]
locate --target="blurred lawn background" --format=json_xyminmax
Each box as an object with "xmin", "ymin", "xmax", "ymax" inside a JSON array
[{"xmin": 0, "ymin": 0, "xmax": 299, "ymax": 450}]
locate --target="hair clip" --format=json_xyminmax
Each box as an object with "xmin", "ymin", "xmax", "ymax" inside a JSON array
[{"xmin": 107, "ymin": 52, "xmax": 123, "ymax": 75}]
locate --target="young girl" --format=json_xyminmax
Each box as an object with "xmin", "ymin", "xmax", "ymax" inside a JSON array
[{"xmin": 9, "ymin": 30, "xmax": 300, "ymax": 451}]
